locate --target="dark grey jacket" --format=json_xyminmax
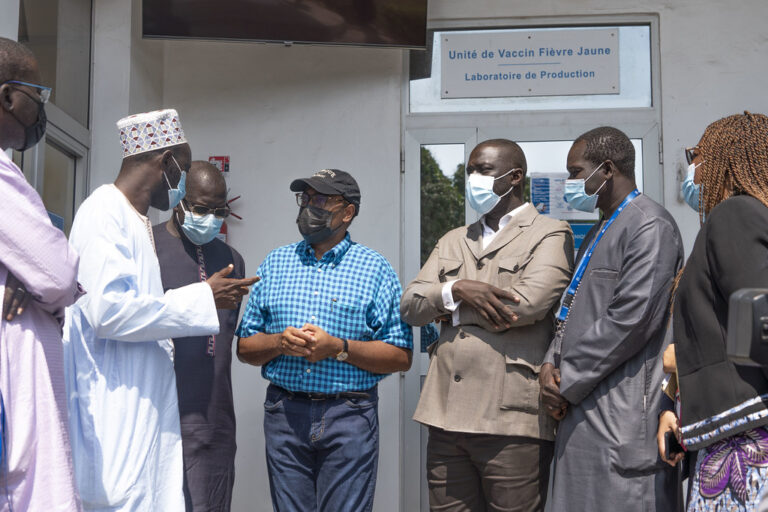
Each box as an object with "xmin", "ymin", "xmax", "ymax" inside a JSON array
[{"xmin": 545, "ymin": 193, "xmax": 683, "ymax": 512}]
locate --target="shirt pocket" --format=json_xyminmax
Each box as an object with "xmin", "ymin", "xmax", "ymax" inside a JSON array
[
  {"xmin": 497, "ymin": 252, "xmax": 534, "ymax": 289},
  {"xmin": 499, "ymin": 355, "xmax": 541, "ymax": 414},
  {"xmin": 327, "ymin": 299, "xmax": 369, "ymax": 336},
  {"xmin": 437, "ymin": 258, "xmax": 463, "ymax": 283},
  {"xmin": 590, "ymin": 268, "xmax": 619, "ymax": 280}
]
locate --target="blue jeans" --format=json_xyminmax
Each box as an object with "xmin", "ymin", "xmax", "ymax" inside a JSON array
[{"xmin": 263, "ymin": 384, "xmax": 379, "ymax": 512}]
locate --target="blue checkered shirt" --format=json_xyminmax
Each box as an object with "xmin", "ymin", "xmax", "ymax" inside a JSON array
[{"xmin": 236, "ymin": 233, "xmax": 413, "ymax": 393}]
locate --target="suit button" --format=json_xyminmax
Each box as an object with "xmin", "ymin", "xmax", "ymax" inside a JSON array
[
  {"xmin": 477, "ymin": 261, "xmax": 484, "ymax": 269},
  {"xmin": 459, "ymin": 331, "xmax": 467, "ymax": 339},
  {"xmin": 454, "ymin": 375, "xmax": 462, "ymax": 382}
]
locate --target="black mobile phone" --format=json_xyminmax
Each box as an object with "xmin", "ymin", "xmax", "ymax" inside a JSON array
[{"xmin": 664, "ymin": 431, "xmax": 684, "ymax": 460}]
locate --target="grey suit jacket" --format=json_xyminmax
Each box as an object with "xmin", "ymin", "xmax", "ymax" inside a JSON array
[{"xmin": 401, "ymin": 204, "xmax": 573, "ymax": 440}]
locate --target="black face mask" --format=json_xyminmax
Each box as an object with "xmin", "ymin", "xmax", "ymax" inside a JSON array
[
  {"xmin": 296, "ymin": 205, "xmax": 343, "ymax": 244},
  {"xmin": 9, "ymin": 90, "xmax": 47, "ymax": 151}
]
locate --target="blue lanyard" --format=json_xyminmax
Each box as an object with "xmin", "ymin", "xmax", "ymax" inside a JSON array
[{"xmin": 557, "ymin": 189, "xmax": 640, "ymax": 322}]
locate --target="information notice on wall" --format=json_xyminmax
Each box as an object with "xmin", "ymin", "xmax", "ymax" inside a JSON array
[
  {"xmin": 441, "ymin": 28, "xmax": 619, "ymax": 99},
  {"xmin": 530, "ymin": 172, "xmax": 599, "ymax": 221}
]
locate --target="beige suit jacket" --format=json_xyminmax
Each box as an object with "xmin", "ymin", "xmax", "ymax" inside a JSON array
[{"xmin": 401, "ymin": 204, "xmax": 573, "ymax": 440}]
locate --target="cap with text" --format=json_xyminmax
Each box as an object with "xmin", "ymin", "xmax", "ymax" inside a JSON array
[{"xmin": 290, "ymin": 169, "xmax": 361, "ymax": 215}]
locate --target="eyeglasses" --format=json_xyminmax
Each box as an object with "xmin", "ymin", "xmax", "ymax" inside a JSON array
[
  {"xmin": 183, "ymin": 200, "xmax": 231, "ymax": 219},
  {"xmin": 685, "ymin": 146, "xmax": 700, "ymax": 166},
  {"xmin": 1, "ymin": 80, "xmax": 52, "ymax": 104},
  {"xmin": 295, "ymin": 192, "xmax": 344, "ymax": 209}
]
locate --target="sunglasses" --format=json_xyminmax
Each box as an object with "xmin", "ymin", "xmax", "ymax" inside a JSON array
[
  {"xmin": 685, "ymin": 146, "xmax": 700, "ymax": 166},
  {"xmin": 183, "ymin": 200, "xmax": 231, "ymax": 219},
  {"xmin": 2, "ymin": 80, "xmax": 51, "ymax": 104},
  {"xmin": 295, "ymin": 192, "xmax": 344, "ymax": 209}
]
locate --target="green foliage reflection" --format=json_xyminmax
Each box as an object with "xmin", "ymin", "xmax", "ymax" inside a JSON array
[{"xmin": 420, "ymin": 147, "xmax": 465, "ymax": 266}]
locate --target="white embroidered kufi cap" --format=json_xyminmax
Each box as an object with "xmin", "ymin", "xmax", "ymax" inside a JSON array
[{"xmin": 116, "ymin": 109, "xmax": 188, "ymax": 158}]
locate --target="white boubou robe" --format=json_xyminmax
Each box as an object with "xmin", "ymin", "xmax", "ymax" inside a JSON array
[{"xmin": 64, "ymin": 185, "xmax": 219, "ymax": 511}]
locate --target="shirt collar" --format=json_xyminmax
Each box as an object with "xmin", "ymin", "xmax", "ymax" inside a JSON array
[
  {"xmin": 298, "ymin": 232, "xmax": 352, "ymax": 266},
  {"xmin": 0, "ymin": 149, "xmax": 11, "ymax": 165},
  {"xmin": 481, "ymin": 202, "xmax": 530, "ymax": 235}
]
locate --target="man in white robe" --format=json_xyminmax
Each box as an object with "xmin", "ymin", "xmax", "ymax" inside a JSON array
[{"xmin": 63, "ymin": 109, "xmax": 257, "ymax": 511}]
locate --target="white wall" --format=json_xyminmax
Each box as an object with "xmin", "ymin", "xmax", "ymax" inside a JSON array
[
  {"xmin": 161, "ymin": 40, "xmax": 405, "ymax": 511},
  {"xmin": 90, "ymin": 0, "xmax": 166, "ymax": 193},
  {"xmin": 89, "ymin": 0, "xmax": 131, "ymax": 188}
]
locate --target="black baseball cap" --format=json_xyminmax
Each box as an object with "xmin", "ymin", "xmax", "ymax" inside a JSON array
[{"xmin": 290, "ymin": 169, "xmax": 361, "ymax": 215}]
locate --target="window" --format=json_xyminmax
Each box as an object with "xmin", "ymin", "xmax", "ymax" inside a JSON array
[
  {"xmin": 18, "ymin": 0, "xmax": 92, "ymax": 126},
  {"xmin": 12, "ymin": 0, "xmax": 93, "ymax": 233}
]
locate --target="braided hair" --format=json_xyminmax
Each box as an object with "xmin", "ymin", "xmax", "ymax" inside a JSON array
[{"xmin": 697, "ymin": 111, "xmax": 768, "ymax": 221}]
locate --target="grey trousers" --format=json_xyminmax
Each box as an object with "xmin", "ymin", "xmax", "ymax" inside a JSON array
[{"xmin": 426, "ymin": 427, "xmax": 553, "ymax": 512}]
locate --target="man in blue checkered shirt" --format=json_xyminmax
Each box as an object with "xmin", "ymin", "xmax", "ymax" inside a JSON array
[{"xmin": 236, "ymin": 169, "xmax": 413, "ymax": 512}]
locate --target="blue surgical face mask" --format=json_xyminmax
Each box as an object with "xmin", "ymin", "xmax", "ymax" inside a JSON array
[
  {"xmin": 682, "ymin": 162, "xmax": 703, "ymax": 212},
  {"xmin": 465, "ymin": 168, "xmax": 519, "ymax": 215},
  {"xmin": 162, "ymin": 156, "xmax": 186, "ymax": 211},
  {"xmin": 564, "ymin": 162, "xmax": 606, "ymax": 213},
  {"xmin": 179, "ymin": 205, "xmax": 224, "ymax": 246}
]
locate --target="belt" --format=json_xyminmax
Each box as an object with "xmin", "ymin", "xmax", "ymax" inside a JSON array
[{"xmin": 271, "ymin": 384, "xmax": 373, "ymax": 401}]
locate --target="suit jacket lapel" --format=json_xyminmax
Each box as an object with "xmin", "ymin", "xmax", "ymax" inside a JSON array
[
  {"xmin": 462, "ymin": 221, "xmax": 484, "ymax": 261},
  {"xmin": 480, "ymin": 204, "xmax": 537, "ymax": 258}
]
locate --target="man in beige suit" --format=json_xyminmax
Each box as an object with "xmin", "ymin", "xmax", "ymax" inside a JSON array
[{"xmin": 401, "ymin": 139, "xmax": 573, "ymax": 512}]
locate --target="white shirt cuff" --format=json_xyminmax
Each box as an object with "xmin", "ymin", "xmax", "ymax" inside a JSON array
[{"xmin": 442, "ymin": 280, "xmax": 462, "ymax": 326}]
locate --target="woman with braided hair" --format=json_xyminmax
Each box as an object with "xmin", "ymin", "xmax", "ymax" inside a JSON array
[{"xmin": 665, "ymin": 112, "xmax": 768, "ymax": 511}]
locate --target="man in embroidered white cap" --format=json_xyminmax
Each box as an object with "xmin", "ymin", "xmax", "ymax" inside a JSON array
[{"xmin": 63, "ymin": 109, "xmax": 258, "ymax": 511}]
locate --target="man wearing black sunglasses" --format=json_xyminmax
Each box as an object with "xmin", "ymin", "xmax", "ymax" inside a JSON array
[
  {"xmin": 0, "ymin": 37, "xmax": 81, "ymax": 510},
  {"xmin": 152, "ymin": 160, "xmax": 245, "ymax": 512}
]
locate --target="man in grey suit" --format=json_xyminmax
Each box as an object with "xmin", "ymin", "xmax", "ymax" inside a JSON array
[
  {"xmin": 401, "ymin": 139, "xmax": 573, "ymax": 512},
  {"xmin": 540, "ymin": 127, "xmax": 683, "ymax": 512}
]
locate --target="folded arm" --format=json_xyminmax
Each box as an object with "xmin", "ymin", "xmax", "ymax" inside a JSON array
[
  {"xmin": 400, "ymin": 244, "xmax": 451, "ymax": 326},
  {"xmin": 460, "ymin": 227, "xmax": 574, "ymax": 329},
  {"xmin": 0, "ymin": 163, "xmax": 81, "ymax": 313}
]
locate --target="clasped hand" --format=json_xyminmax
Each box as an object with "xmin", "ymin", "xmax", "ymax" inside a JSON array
[
  {"xmin": 539, "ymin": 362, "xmax": 568, "ymax": 420},
  {"xmin": 452, "ymin": 279, "xmax": 520, "ymax": 330},
  {"xmin": 277, "ymin": 324, "xmax": 341, "ymax": 363},
  {"xmin": 3, "ymin": 272, "xmax": 30, "ymax": 321}
]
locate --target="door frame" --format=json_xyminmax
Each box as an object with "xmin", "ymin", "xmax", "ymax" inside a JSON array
[{"xmin": 401, "ymin": 128, "xmax": 477, "ymax": 512}]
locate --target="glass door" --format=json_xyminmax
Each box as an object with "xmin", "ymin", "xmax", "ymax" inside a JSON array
[
  {"xmin": 401, "ymin": 128, "xmax": 475, "ymax": 512},
  {"xmin": 401, "ymin": 124, "xmax": 658, "ymax": 511}
]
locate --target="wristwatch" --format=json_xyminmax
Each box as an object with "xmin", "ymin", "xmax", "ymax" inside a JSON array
[{"xmin": 336, "ymin": 338, "xmax": 349, "ymax": 361}]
